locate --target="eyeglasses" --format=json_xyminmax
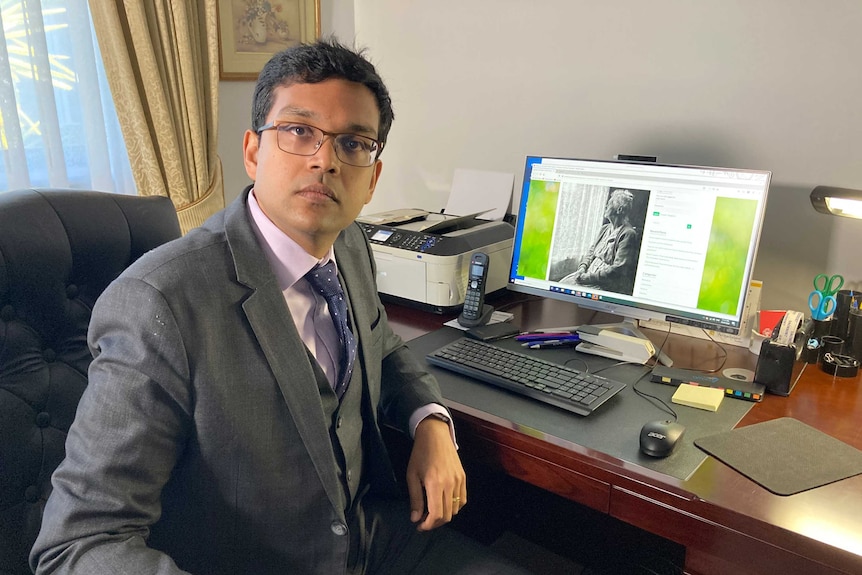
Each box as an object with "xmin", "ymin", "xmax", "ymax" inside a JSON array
[{"xmin": 256, "ymin": 121, "xmax": 382, "ymax": 167}]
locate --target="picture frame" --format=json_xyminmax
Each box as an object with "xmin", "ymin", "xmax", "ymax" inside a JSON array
[{"xmin": 218, "ymin": 0, "xmax": 320, "ymax": 81}]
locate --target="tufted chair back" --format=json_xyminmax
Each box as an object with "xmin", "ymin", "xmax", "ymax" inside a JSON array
[{"xmin": 0, "ymin": 189, "xmax": 181, "ymax": 574}]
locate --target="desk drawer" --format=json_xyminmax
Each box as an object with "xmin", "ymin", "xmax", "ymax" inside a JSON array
[
  {"xmin": 458, "ymin": 423, "xmax": 611, "ymax": 513},
  {"xmin": 610, "ymin": 486, "xmax": 850, "ymax": 575}
]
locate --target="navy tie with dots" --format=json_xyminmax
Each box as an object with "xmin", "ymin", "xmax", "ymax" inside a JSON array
[{"xmin": 305, "ymin": 262, "xmax": 356, "ymax": 398}]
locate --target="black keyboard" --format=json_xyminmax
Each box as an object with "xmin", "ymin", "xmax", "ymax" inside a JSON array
[{"xmin": 426, "ymin": 338, "xmax": 625, "ymax": 416}]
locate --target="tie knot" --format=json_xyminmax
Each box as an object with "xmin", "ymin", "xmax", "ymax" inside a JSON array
[{"xmin": 305, "ymin": 261, "xmax": 343, "ymax": 300}]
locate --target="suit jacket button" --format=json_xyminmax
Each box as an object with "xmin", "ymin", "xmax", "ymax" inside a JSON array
[
  {"xmin": 336, "ymin": 417, "xmax": 343, "ymax": 428},
  {"xmin": 36, "ymin": 412, "xmax": 52, "ymax": 427},
  {"xmin": 330, "ymin": 521, "xmax": 348, "ymax": 536}
]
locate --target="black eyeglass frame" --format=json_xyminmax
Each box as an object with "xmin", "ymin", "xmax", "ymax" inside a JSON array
[{"xmin": 256, "ymin": 121, "xmax": 383, "ymax": 167}]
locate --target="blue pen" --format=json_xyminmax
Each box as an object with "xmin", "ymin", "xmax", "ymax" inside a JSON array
[
  {"xmin": 527, "ymin": 339, "xmax": 579, "ymax": 349},
  {"xmin": 515, "ymin": 332, "xmax": 575, "ymax": 341},
  {"xmin": 519, "ymin": 325, "xmax": 581, "ymax": 334},
  {"xmin": 529, "ymin": 334, "xmax": 581, "ymax": 343},
  {"xmin": 523, "ymin": 335, "xmax": 581, "ymax": 348}
]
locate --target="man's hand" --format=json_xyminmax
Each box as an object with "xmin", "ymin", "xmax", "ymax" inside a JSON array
[{"xmin": 406, "ymin": 417, "xmax": 466, "ymax": 532}]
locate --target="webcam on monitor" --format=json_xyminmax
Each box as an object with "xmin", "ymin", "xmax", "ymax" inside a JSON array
[{"xmin": 614, "ymin": 154, "xmax": 657, "ymax": 163}]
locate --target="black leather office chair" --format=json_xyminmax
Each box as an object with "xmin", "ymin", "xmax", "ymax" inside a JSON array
[{"xmin": 0, "ymin": 189, "xmax": 181, "ymax": 574}]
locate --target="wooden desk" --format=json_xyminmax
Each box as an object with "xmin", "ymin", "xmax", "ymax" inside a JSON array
[{"xmin": 386, "ymin": 295, "xmax": 862, "ymax": 575}]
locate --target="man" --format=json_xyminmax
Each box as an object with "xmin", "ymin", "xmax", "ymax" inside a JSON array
[
  {"xmin": 31, "ymin": 39, "xmax": 525, "ymax": 575},
  {"xmin": 560, "ymin": 188, "xmax": 640, "ymax": 294}
]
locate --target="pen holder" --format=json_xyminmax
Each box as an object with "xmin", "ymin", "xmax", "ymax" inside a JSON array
[
  {"xmin": 832, "ymin": 290, "xmax": 862, "ymax": 339},
  {"xmin": 820, "ymin": 335, "xmax": 845, "ymax": 356},
  {"xmin": 848, "ymin": 309, "xmax": 862, "ymax": 361},
  {"xmin": 800, "ymin": 318, "xmax": 833, "ymax": 363}
]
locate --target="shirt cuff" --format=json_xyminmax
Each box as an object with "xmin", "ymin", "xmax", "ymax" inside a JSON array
[{"xmin": 409, "ymin": 404, "xmax": 458, "ymax": 449}]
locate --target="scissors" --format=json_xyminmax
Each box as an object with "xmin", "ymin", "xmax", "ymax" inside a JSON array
[
  {"xmin": 809, "ymin": 274, "xmax": 844, "ymax": 320},
  {"xmin": 813, "ymin": 273, "xmax": 844, "ymax": 298}
]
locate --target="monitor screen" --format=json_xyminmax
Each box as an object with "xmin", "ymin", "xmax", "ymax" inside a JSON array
[{"xmin": 508, "ymin": 156, "xmax": 771, "ymax": 335}]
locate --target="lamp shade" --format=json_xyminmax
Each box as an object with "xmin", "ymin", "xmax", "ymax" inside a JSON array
[{"xmin": 810, "ymin": 186, "xmax": 862, "ymax": 219}]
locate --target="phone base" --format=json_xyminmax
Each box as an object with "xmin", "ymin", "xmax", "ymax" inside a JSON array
[{"xmin": 457, "ymin": 304, "xmax": 495, "ymax": 328}]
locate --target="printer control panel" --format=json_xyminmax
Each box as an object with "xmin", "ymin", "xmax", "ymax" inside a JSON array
[{"xmin": 359, "ymin": 223, "xmax": 441, "ymax": 253}]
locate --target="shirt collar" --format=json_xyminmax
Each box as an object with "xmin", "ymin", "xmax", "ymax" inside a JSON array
[{"xmin": 247, "ymin": 189, "xmax": 336, "ymax": 291}]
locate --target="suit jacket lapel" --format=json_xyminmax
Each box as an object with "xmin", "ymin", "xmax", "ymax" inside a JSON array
[{"xmin": 222, "ymin": 192, "xmax": 344, "ymax": 514}]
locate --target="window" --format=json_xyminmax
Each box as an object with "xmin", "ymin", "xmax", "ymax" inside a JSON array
[{"xmin": 0, "ymin": 0, "xmax": 134, "ymax": 193}]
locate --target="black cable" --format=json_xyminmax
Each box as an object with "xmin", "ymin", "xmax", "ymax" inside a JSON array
[
  {"xmin": 585, "ymin": 321, "xmax": 678, "ymax": 421},
  {"xmin": 634, "ymin": 321, "xmax": 678, "ymax": 421},
  {"xmin": 696, "ymin": 328, "xmax": 729, "ymax": 373},
  {"xmin": 494, "ymin": 296, "xmax": 535, "ymax": 312},
  {"xmin": 562, "ymin": 356, "xmax": 591, "ymax": 373},
  {"xmin": 575, "ymin": 320, "xmax": 679, "ymax": 420},
  {"xmin": 592, "ymin": 360, "xmax": 630, "ymax": 374},
  {"xmin": 654, "ymin": 321, "xmax": 672, "ymax": 362},
  {"xmin": 633, "ymin": 365, "xmax": 678, "ymax": 421}
]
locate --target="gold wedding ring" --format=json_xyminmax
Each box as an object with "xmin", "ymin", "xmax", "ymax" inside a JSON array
[{"xmin": 453, "ymin": 496, "xmax": 461, "ymax": 504}]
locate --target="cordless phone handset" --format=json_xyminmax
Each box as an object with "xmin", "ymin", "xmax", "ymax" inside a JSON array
[{"xmin": 457, "ymin": 252, "xmax": 494, "ymax": 328}]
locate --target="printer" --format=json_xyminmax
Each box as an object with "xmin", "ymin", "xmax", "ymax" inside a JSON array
[{"xmin": 357, "ymin": 212, "xmax": 514, "ymax": 313}]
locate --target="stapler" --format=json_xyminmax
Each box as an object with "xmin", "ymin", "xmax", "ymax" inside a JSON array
[{"xmin": 576, "ymin": 325, "xmax": 656, "ymax": 364}]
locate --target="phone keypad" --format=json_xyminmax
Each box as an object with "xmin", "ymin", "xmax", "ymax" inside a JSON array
[{"xmin": 464, "ymin": 289, "xmax": 481, "ymax": 315}]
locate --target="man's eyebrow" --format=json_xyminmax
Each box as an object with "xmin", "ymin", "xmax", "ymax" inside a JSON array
[
  {"xmin": 274, "ymin": 106, "xmax": 314, "ymax": 120},
  {"xmin": 273, "ymin": 106, "xmax": 378, "ymax": 138},
  {"xmin": 342, "ymin": 122, "xmax": 379, "ymax": 138}
]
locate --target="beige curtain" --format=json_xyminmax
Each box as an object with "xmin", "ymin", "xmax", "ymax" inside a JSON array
[{"xmin": 88, "ymin": 0, "xmax": 224, "ymax": 234}]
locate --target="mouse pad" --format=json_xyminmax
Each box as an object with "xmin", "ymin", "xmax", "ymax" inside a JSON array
[{"xmin": 695, "ymin": 417, "xmax": 862, "ymax": 496}]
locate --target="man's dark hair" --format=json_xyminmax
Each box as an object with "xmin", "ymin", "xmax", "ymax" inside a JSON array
[{"xmin": 251, "ymin": 37, "xmax": 394, "ymax": 148}]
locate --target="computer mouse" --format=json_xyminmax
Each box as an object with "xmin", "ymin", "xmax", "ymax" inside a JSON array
[{"xmin": 639, "ymin": 420, "xmax": 685, "ymax": 458}]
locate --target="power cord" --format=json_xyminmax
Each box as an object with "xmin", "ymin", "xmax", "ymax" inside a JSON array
[
  {"xmin": 494, "ymin": 296, "xmax": 535, "ymax": 313},
  {"xmin": 591, "ymin": 322, "xmax": 680, "ymax": 421},
  {"xmin": 638, "ymin": 322, "xmax": 678, "ymax": 421},
  {"xmin": 632, "ymin": 366, "xmax": 678, "ymax": 422},
  {"xmin": 563, "ymin": 356, "xmax": 591, "ymax": 372},
  {"xmin": 695, "ymin": 328, "xmax": 729, "ymax": 374}
]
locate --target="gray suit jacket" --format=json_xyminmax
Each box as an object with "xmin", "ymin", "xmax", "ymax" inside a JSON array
[{"xmin": 31, "ymin": 190, "xmax": 445, "ymax": 574}]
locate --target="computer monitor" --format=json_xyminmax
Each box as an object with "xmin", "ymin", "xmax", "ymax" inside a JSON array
[{"xmin": 508, "ymin": 156, "xmax": 771, "ymax": 363}]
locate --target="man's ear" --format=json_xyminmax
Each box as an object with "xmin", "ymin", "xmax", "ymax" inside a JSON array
[
  {"xmin": 242, "ymin": 130, "xmax": 259, "ymax": 181},
  {"xmin": 364, "ymin": 159, "xmax": 384, "ymax": 205}
]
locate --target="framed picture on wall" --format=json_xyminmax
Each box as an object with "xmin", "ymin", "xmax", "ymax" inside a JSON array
[{"xmin": 218, "ymin": 0, "xmax": 320, "ymax": 80}]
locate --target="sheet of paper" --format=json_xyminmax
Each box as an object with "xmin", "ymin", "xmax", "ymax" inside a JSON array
[{"xmin": 444, "ymin": 168, "xmax": 514, "ymax": 220}]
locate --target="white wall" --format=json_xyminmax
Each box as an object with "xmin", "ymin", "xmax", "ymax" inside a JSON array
[{"xmin": 218, "ymin": 0, "xmax": 862, "ymax": 311}]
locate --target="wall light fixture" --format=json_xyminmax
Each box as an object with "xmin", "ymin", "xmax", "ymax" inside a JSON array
[{"xmin": 810, "ymin": 186, "xmax": 862, "ymax": 219}]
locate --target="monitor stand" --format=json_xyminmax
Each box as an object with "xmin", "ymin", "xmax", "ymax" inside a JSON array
[{"xmin": 580, "ymin": 318, "xmax": 674, "ymax": 367}]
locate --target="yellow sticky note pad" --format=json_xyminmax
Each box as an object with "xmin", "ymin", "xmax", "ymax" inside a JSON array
[{"xmin": 672, "ymin": 384, "xmax": 724, "ymax": 412}]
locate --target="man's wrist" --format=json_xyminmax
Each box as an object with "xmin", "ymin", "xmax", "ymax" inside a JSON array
[
  {"xmin": 410, "ymin": 405, "xmax": 458, "ymax": 449},
  {"xmin": 429, "ymin": 412, "xmax": 450, "ymax": 424}
]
